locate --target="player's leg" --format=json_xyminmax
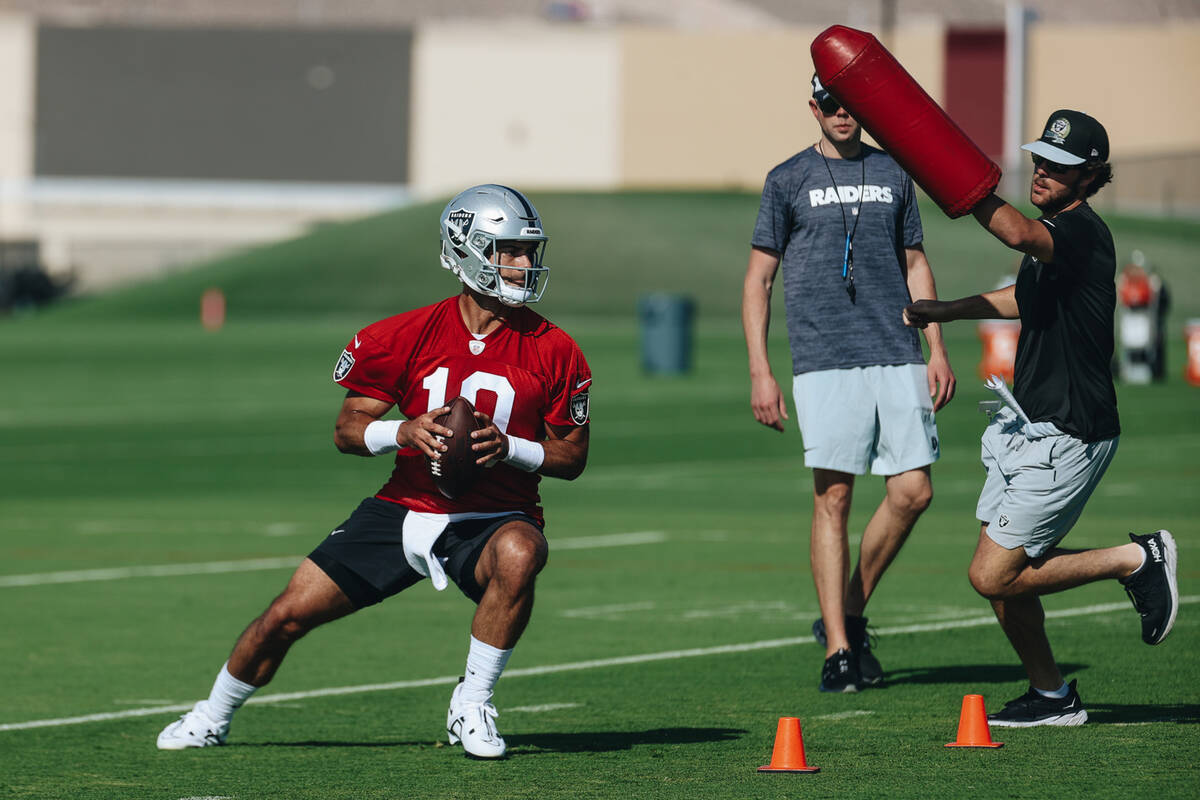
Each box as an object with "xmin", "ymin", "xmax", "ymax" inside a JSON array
[
  {"xmin": 856, "ymin": 363, "xmax": 938, "ymax": 610},
  {"xmin": 968, "ymin": 527, "xmax": 1088, "ymax": 727},
  {"xmin": 831, "ymin": 365, "xmax": 937, "ymax": 685},
  {"xmin": 793, "ymin": 368, "xmax": 873, "ymax": 692},
  {"xmin": 439, "ymin": 515, "xmax": 548, "ymax": 758},
  {"xmin": 969, "ymin": 532, "xmax": 1142, "ymax": 599},
  {"xmin": 226, "ymin": 558, "xmax": 358, "ymax": 686},
  {"xmin": 156, "ymin": 558, "xmax": 357, "ymax": 749},
  {"xmin": 811, "ymin": 467, "xmax": 855, "ymax": 658},
  {"xmin": 969, "ymin": 529, "xmax": 1062, "ymax": 684},
  {"xmin": 158, "ymin": 497, "xmax": 419, "ymax": 750},
  {"xmin": 971, "ymin": 425, "xmax": 1145, "ymax": 598},
  {"xmin": 470, "ymin": 518, "xmax": 548, "ymax": 648},
  {"xmin": 846, "ymin": 465, "xmax": 932, "ymax": 615}
]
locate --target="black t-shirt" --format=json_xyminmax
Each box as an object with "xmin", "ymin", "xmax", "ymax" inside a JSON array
[{"xmin": 1013, "ymin": 202, "xmax": 1120, "ymax": 442}]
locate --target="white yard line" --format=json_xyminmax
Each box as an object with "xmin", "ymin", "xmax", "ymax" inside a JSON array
[
  {"xmin": 0, "ymin": 531, "xmax": 668, "ymax": 588},
  {"xmin": 508, "ymin": 703, "xmax": 581, "ymax": 713},
  {"xmin": 3, "ymin": 595, "xmax": 1193, "ymax": 733},
  {"xmin": 0, "ymin": 557, "xmax": 304, "ymax": 588}
]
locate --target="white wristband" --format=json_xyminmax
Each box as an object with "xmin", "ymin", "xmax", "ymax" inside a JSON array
[
  {"xmin": 364, "ymin": 420, "xmax": 402, "ymax": 455},
  {"xmin": 503, "ymin": 433, "xmax": 545, "ymax": 472}
]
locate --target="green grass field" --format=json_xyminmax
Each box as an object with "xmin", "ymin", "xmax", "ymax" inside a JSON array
[{"xmin": 1, "ymin": 192, "xmax": 1198, "ymax": 799}]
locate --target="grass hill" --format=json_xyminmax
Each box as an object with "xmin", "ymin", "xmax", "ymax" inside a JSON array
[{"xmin": 40, "ymin": 190, "xmax": 1200, "ymax": 326}]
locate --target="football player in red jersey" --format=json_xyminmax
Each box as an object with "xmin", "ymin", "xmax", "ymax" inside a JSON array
[{"xmin": 158, "ymin": 185, "xmax": 590, "ymax": 759}]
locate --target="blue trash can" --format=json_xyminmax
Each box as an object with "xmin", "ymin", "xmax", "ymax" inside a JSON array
[{"xmin": 638, "ymin": 293, "xmax": 695, "ymax": 374}]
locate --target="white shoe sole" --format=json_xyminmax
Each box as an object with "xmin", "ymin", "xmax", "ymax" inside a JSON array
[
  {"xmin": 988, "ymin": 709, "xmax": 1088, "ymax": 728},
  {"xmin": 1150, "ymin": 530, "xmax": 1178, "ymax": 645}
]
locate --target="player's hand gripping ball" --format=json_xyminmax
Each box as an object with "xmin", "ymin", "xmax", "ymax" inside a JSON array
[{"xmin": 428, "ymin": 396, "xmax": 485, "ymax": 499}]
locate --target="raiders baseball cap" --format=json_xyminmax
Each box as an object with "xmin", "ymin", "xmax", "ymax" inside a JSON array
[
  {"xmin": 1022, "ymin": 109, "xmax": 1109, "ymax": 166},
  {"xmin": 811, "ymin": 73, "xmax": 831, "ymax": 102},
  {"xmin": 811, "ymin": 73, "xmax": 841, "ymax": 113}
]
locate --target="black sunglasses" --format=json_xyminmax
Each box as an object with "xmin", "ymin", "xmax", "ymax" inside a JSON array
[
  {"xmin": 815, "ymin": 94, "xmax": 842, "ymax": 115},
  {"xmin": 1031, "ymin": 153, "xmax": 1076, "ymax": 174}
]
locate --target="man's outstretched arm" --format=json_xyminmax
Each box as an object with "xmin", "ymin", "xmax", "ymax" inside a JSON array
[{"xmin": 903, "ymin": 284, "xmax": 1019, "ymax": 328}]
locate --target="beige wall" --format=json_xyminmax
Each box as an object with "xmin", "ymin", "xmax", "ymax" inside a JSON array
[
  {"xmin": 1027, "ymin": 21, "xmax": 1200, "ymax": 158},
  {"xmin": 619, "ymin": 28, "xmax": 821, "ymax": 188},
  {"xmin": 409, "ymin": 22, "xmax": 622, "ymax": 198},
  {"xmin": 617, "ymin": 24, "xmax": 948, "ymax": 189},
  {"xmin": 0, "ymin": 13, "xmax": 35, "ymax": 236},
  {"xmin": 889, "ymin": 20, "xmax": 946, "ymax": 108}
]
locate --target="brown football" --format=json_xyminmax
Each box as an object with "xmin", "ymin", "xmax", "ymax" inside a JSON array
[{"xmin": 428, "ymin": 396, "xmax": 485, "ymax": 499}]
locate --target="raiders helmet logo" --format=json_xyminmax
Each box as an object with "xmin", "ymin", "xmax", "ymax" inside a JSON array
[
  {"xmin": 445, "ymin": 208, "xmax": 475, "ymax": 247},
  {"xmin": 333, "ymin": 349, "xmax": 355, "ymax": 381},
  {"xmin": 569, "ymin": 390, "xmax": 590, "ymax": 425},
  {"xmin": 1047, "ymin": 117, "xmax": 1071, "ymax": 144}
]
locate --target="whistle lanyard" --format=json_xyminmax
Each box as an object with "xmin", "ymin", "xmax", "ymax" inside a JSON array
[{"xmin": 818, "ymin": 142, "xmax": 866, "ymax": 302}]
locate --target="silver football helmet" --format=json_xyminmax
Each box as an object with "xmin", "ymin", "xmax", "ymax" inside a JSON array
[{"xmin": 439, "ymin": 184, "xmax": 549, "ymax": 306}]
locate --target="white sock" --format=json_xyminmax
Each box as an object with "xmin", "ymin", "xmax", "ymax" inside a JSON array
[
  {"xmin": 459, "ymin": 635, "xmax": 512, "ymax": 705},
  {"xmin": 205, "ymin": 662, "xmax": 258, "ymax": 722},
  {"xmin": 1035, "ymin": 682, "xmax": 1070, "ymax": 699},
  {"xmin": 1132, "ymin": 546, "xmax": 1148, "ymax": 573}
]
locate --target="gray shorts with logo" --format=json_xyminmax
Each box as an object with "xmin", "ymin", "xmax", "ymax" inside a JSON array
[
  {"xmin": 977, "ymin": 407, "xmax": 1119, "ymax": 558},
  {"xmin": 791, "ymin": 363, "xmax": 939, "ymax": 476}
]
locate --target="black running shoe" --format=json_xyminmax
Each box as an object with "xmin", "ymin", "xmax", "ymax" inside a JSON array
[
  {"xmin": 818, "ymin": 648, "xmax": 863, "ymax": 693},
  {"xmin": 1119, "ymin": 530, "xmax": 1178, "ymax": 645},
  {"xmin": 812, "ymin": 615, "xmax": 883, "ymax": 686},
  {"xmin": 987, "ymin": 680, "xmax": 1088, "ymax": 727}
]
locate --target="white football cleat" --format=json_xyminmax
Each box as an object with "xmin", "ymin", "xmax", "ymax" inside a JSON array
[
  {"xmin": 446, "ymin": 681, "xmax": 506, "ymax": 759},
  {"xmin": 156, "ymin": 700, "xmax": 230, "ymax": 750}
]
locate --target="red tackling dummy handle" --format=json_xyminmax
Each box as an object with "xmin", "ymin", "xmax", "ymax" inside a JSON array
[{"xmin": 811, "ymin": 25, "xmax": 1001, "ymax": 218}]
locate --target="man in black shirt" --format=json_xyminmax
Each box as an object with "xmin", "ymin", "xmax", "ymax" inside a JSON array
[{"xmin": 903, "ymin": 110, "xmax": 1178, "ymax": 728}]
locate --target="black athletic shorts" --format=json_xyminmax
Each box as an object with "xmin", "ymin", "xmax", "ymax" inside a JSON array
[{"xmin": 307, "ymin": 496, "xmax": 543, "ymax": 608}]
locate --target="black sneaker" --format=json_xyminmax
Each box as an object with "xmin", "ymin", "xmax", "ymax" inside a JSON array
[
  {"xmin": 812, "ymin": 615, "xmax": 883, "ymax": 686},
  {"xmin": 818, "ymin": 648, "xmax": 863, "ymax": 693},
  {"xmin": 987, "ymin": 680, "xmax": 1088, "ymax": 727},
  {"xmin": 1119, "ymin": 530, "xmax": 1178, "ymax": 645}
]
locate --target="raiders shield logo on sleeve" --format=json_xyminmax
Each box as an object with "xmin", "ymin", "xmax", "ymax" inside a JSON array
[
  {"xmin": 569, "ymin": 390, "xmax": 590, "ymax": 425},
  {"xmin": 333, "ymin": 349, "xmax": 355, "ymax": 381}
]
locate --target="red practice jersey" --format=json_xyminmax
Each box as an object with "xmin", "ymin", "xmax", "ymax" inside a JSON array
[{"xmin": 332, "ymin": 296, "xmax": 591, "ymax": 522}]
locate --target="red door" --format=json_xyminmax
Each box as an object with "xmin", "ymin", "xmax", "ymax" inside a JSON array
[{"xmin": 943, "ymin": 29, "xmax": 1005, "ymax": 163}]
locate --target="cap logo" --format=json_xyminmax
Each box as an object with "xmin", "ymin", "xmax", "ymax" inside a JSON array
[{"xmin": 1047, "ymin": 117, "xmax": 1071, "ymax": 144}]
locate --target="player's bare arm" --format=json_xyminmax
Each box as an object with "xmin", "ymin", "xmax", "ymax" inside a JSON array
[
  {"xmin": 903, "ymin": 284, "xmax": 1019, "ymax": 329},
  {"xmin": 903, "ymin": 244, "xmax": 956, "ymax": 411},
  {"xmin": 742, "ymin": 246, "xmax": 788, "ymax": 431},
  {"xmin": 469, "ymin": 412, "xmax": 588, "ymax": 480},
  {"xmin": 334, "ymin": 393, "xmax": 452, "ymax": 458},
  {"xmin": 971, "ymin": 194, "xmax": 1056, "ymax": 262},
  {"xmin": 537, "ymin": 421, "xmax": 588, "ymax": 480}
]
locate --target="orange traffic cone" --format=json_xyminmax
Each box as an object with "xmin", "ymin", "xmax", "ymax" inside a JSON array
[
  {"xmin": 757, "ymin": 716, "xmax": 820, "ymax": 773},
  {"xmin": 945, "ymin": 694, "xmax": 1003, "ymax": 748}
]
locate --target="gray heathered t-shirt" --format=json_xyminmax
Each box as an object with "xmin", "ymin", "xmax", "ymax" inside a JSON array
[{"xmin": 752, "ymin": 144, "xmax": 925, "ymax": 375}]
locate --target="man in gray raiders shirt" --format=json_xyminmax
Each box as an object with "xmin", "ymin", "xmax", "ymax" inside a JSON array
[{"xmin": 742, "ymin": 74, "xmax": 955, "ymax": 693}]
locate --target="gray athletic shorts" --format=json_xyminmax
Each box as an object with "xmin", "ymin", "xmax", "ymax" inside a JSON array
[
  {"xmin": 977, "ymin": 407, "xmax": 1119, "ymax": 558},
  {"xmin": 791, "ymin": 364, "xmax": 939, "ymax": 476}
]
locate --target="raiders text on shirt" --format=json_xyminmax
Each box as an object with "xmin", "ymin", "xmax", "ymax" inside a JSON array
[{"xmin": 809, "ymin": 185, "xmax": 894, "ymax": 207}]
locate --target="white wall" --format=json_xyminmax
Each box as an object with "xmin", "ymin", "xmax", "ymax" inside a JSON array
[
  {"xmin": 409, "ymin": 22, "xmax": 623, "ymax": 197},
  {"xmin": 0, "ymin": 13, "xmax": 35, "ymax": 237}
]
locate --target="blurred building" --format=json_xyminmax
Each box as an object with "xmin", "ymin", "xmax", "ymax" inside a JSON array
[{"xmin": 0, "ymin": 0, "xmax": 1198, "ymax": 290}]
